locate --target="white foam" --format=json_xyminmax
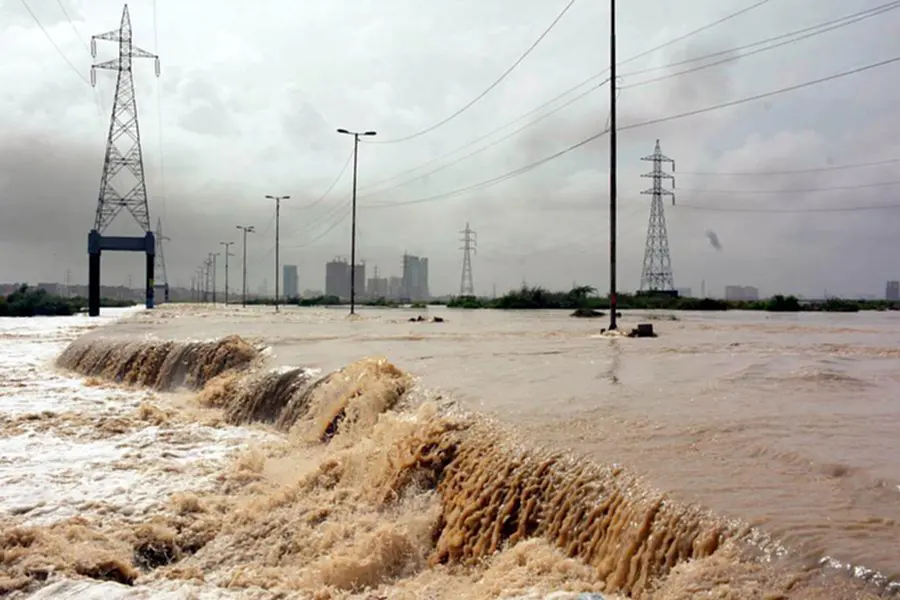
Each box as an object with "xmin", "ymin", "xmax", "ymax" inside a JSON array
[
  {"xmin": 0, "ymin": 309, "xmax": 272, "ymax": 525},
  {"xmin": 26, "ymin": 579, "xmax": 272, "ymax": 599}
]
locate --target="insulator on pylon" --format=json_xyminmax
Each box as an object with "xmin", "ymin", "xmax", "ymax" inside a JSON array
[
  {"xmin": 90, "ymin": 67, "xmax": 97, "ymax": 87},
  {"xmin": 91, "ymin": 37, "xmax": 97, "ymax": 58},
  {"xmin": 154, "ymin": 57, "xmax": 160, "ymax": 77}
]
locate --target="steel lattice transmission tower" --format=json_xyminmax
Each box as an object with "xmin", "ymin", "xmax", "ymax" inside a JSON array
[
  {"xmin": 85, "ymin": 4, "xmax": 161, "ymax": 317},
  {"xmin": 639, "ymin": 139, "xmax": 676, "ymax": 292},
  {"xmin": 154, "ymin": 218, "xmax": 170, "ymax": 301},
  {"xmin": 459, "ymin": 223, "xmax": 477, "ymax": 296},
  {"xmin": 90, "ymin": 4, "xmax": 160, "ymax": 233}
]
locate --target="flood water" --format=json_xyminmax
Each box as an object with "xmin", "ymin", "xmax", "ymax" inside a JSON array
[{"xmin": 89, "ymin": 304, "xmax": 900, "ymax": 588}]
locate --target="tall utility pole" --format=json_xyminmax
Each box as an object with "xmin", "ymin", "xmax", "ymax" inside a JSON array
[
  {"xmin": 337, "ymin": 128, "xmax": 377, "ymax": 316},
  {"xmin": 265, "ymin": 196, "xmax": 290, "ymax": 312},
  {"xmin": 608, "ymin": 0, "xmax": 619, "ymax": 331},
  {"xmin": 202, "ymin": 259, "xmax": 211, "ymax": 302},
  {"xmin": 209, "ymin": 252, "xmax": 220, "ymax": 304},
  {"xmin": 639, "ymin": 139, "xmax": 676, "ymax": 292},
  {"xmin": 220, "ymin": 241, "xmax": 235, "ymax": 305},
  {"xmin": 236, "ymin": 225, "xmax": 255, "ymax": 307},
  {"xmin": 459, "ymin": 222, "xmax": 477, "ymax": 297}
]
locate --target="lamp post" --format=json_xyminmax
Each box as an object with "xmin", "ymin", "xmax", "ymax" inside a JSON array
[
  {"xmin": 220, "ymin": 241, "xmax": 234, "ymax": 305},
  {"xmin": 337, "ymin": 128, "xmax": 377, "ymax": 315},
  {"xmin": 265, "ymin": 195, "xmax": 290, "ymax": 313},
  {"xmin": 209, "ymin": 252, "xmax": 220, "ymax": 304},
  {"xmin": 236, "ymin": 225, "xmax": 255, "ymax": 307}
]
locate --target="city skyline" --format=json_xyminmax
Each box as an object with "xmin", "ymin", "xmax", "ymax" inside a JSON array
[{"xmin": 1, "ymin": 0, "xmax": 899, "ymax": 298}]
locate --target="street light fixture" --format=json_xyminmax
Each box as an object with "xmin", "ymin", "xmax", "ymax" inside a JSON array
[
  {"xmin": 265, "ymin": 195, "xmax": 290, "ymax": 312},
  {"xmin": 336, "ymin": 128, "xmax": 377, "ymax": 316},
  {"xmin": 236, "ymin": 225, "xmax": 255, "ymax": 307},
  {"xmin": 220, "ymin": 241, "xmax": 235, "ymax": 305}
]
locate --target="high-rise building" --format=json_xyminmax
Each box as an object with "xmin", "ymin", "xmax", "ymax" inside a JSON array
[
  {"xmin": 325, "ymin": 259, "xmax": 349, "ymax": 299},
  {"xmin": 887, "ymin": 280, "xmax": 900, "ymax": 301},
  {"xmin": 283, "ymin": 265, "xmax": 298, "ymax": 299},
  {"xmin": 324, "ymin": 258, "xmax": 365, "ymax": 300},
  {"xmin": 353, "ymin": 263, "xmax": 366, "ymax": 297},
  {"xmin": 725, "ymin": 285, "xmax": 759, "ymax": 301},
  {"xmin": 401, "ymin": 254, "xmax": 430, "ymax": 301}
]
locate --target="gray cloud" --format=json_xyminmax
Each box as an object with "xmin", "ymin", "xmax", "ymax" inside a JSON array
[{"xmin": 1, "ymin": 0, "xmax": 900, "ymax": 297}]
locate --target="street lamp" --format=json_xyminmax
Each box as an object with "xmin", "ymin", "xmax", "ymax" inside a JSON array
[
  {"xmin": 336, "ymin": 128, "xmax": 377, "ymax": 315},
  {"xmin": 220, "ymin": 241, "xmax": 235, "ymax": 305},
  {"xmin": 209, "ymin": 252, "xmax": 220, "ymax": 304},
  {"xmin": 236, "ymin": 225, "xmax": 255, "ymax": 307},
  {"xmin": 265, "ymin": 195, "xmax": 290, "ymax": 312}
]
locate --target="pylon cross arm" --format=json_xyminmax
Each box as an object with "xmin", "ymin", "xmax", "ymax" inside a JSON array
[
  {"xmin": 129, "ymin": 46, "xmax": 157, "ymax": 60},
  {"xmin": 93, "ymin": 58, "xmax": 122, "ymax": 72},
  {"xmin": 92, "ymin": 30, "xmax": 120, "ymax": 43}
]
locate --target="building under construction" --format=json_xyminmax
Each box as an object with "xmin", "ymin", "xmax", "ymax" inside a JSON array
[
  {"xmin": 324, "ymin": 258, "xmax": 365, "ymax": 300},
  {"xmin": 402, "ymin": 254, "xmax": 429, "ymax": 301}
]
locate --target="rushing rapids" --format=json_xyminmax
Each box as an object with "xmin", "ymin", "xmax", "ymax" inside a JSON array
[{"xmin": 0, "ymin": 334, "xmax": 883, "ymax": 598}]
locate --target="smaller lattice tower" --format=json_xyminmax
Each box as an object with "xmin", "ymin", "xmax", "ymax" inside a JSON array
[
  {"xmin": 154, "ymin": 218, "xmax": 170, "ymax": 300},
  {"xmin": 459, "ymin": 223, "xmax": 476, "ymax": 296},
  {"xmin": 639, "ymin": 139, "xmax": 676, "ymax": 292}
]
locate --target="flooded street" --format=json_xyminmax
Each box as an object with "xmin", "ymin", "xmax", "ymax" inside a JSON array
[{"xmin": 97, "ymin": 305, "xmax": 900, "ymax": 585}]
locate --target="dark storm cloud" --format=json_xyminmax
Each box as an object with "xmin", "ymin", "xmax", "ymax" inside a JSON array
[{"xmin": 2, "ymin": 0, "xmax": 900, "ymax": 296}]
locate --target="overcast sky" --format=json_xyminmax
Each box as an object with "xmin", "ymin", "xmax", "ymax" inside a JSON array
[{"xmin": 1, "ymin": 0, "xmax": 899, "ymax": 298}]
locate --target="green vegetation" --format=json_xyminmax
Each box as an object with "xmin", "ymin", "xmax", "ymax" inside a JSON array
[
  {"xmin": 444, "ymin": 286, "xmax": 898, "ymax": 313},
  {"xmin": 197, "ymin": 287, "xmax": 896, "ymax": 313},
  {"xmin": 446, "ymin": 286, "xmax": 728, "ymax": 311},
  {"xmin": 0, "ymin": 285, "xmax": 135, "ymax": 317}
]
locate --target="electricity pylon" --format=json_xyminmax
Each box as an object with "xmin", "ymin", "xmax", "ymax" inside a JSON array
[{"xmin": 459, "ymin": 223, "xmax": 476, "ymax": 297}]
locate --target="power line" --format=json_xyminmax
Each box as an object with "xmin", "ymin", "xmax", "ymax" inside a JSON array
[
  {"xmin": 284, "ymin": 201, "xmax": 353, "ymax": 249},
  {"xmin": 366, "ymin": 129, "xmax": 608, "ymax": 209},
  {"xmin": 360, "ymin": 81, "xmax": 608, "ymax": 199},
  {"xmin": 682, "ymin": 180, "xmax": 900, "ymax": 194},
  {"xmin": 682, "ymin": 156, "xmax": 900, "ymax": 176},
  {"xmin": 358, "ymin": 0, "xmax": 844, "ymax": 192},
  {"xmin": 54, "ymin": 0, "xmax": 89, "ymax": 52},
  {"xmin": 19, "ymin": 0, "xmax": 89, "ymax": 85},
  {"xmin": 152, "ymin": 0, "xmax": 168, "ymax": 222},
  {"xmin": 615, "ymin": 0, "xmax": 774, "ymax": 72},
  {"xmin": 622, "ymin": 1, "xmax": 900, "ymax": 90},
  {"xmin": 284, "ymin": 149, "xmax": 354, "ymax": 212},
  {"xmin": 50, "ymin": 0, "xmax": 104, "ymax": 119},
  {"xmin": 359, "ymin": 79, "xmax": 606, "ymax": 192},
  {"xmin": 677, "ymin": 203, "xmax": 900, "ymax": 213},
  {"xmin": 619, "ymin": 54, "xmax": 900, "ymax": 132},
  {"xmin": 362, "ymin": 0, "xmax": 894, "ymax": 199},
  {"xmin": 369, "ymin": 0, "xmax": 579, "ymax": 144},
  {"xmin": 364, "ymin": 52, "xmax": 900, "ymax": 210},
  {"xmin": 625, "ymin": 0, "xmax": 900, "ymax": 79}
]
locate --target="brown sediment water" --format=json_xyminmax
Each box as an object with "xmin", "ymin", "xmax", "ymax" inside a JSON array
[{"xmin": 2, "ymin": 303, "xmax": 896, "ymax": 598}]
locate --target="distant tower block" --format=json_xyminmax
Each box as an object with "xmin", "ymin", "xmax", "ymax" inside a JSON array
[
  {"xmin": 86, "ymin": 4, "xmax": 161, "ymax": 316},
  {"xmin": 639, "ymin": 139, "xmax": 676, "ymax": 292},
  {"xmin": 459, "ymin": 223, "xmax": 477, "ymax": 296}
]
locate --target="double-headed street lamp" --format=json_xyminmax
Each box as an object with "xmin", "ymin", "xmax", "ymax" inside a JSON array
[
  {"xmin": 235, "ymin": 225, "xmax": 255, "ymax": 307},
  {"xmin": 336, "ymin": 128, "xmax": 376, "ymax": 316},
  {"xmin": 265, "ymin": 195, "xmax": 290, "ymax": 313}
]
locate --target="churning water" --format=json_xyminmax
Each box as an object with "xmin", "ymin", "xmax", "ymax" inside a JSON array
[{"xmin": 1, "ymin": 304, "xmax": 898, "ymax": 599}]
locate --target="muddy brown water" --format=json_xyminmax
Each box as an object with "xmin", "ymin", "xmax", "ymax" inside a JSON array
[{"xmin": 80, "ymin": 304, "xmax": 900, "ymax": 590}]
